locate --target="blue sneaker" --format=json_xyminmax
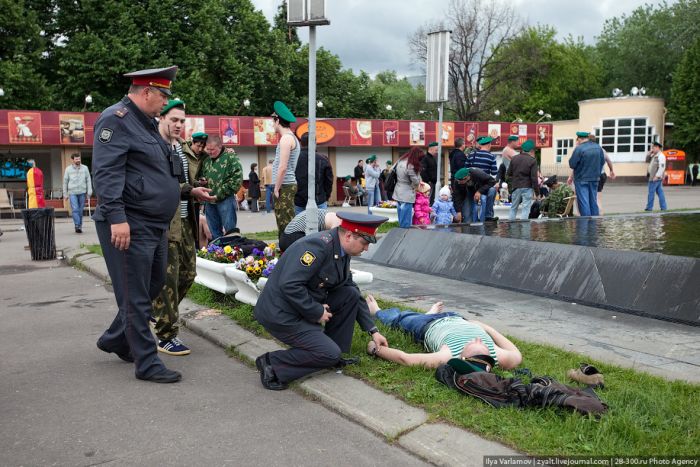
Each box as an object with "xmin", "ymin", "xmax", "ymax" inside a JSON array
[{"xmin": 158, "ymin": 337, "xmax": 191, "ymax": 356}]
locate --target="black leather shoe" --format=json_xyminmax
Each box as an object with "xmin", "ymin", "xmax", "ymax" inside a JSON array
[
  {"xmin": 485, "ymin": 216, "xmax": 499, "ymax": 222},
  {"xmin": 96, "ymin": 339, "xmax": 134, "ymax": 363},
  {"xmin": 255, "ymin": 354, "xmax": 288, "ymax": 390},
  {"xmin": 136, "ymin": 368, "xmax": 182, "ymax": 383},
  {"xmin": 334, "ymin": 356, "xmax": 360, "ymax": 369}
]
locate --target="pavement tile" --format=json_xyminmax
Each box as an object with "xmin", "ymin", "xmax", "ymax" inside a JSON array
[
  {"xmin": 398, "ymin": 423, "xmax": 519, "ymax": 467},
  {"xmin": 299, "ymin": 371, "xmax": 428, "ymax": 439}
]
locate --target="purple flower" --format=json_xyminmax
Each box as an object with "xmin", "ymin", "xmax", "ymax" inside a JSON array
[{"xmin": 252, "ymin": 248, "xmax": 261, "ymax": 256}]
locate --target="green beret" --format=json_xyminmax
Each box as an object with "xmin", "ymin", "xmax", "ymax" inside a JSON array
[
  {"xmin": 427, "ymin": 141, "xmax": 439, "ymax": 148},
  {"xmin": 454, "ymin": 167, "xmax": 470, "ymax": 180},
  {"xmin": 345, "ymin": 175, "xmax": 352, "ymax": 181},
  {"xmin": 192, "ymin": 132, "xmax": 208, "ymax": 142},
  {"xmin": 576, "ymin": 131, "xmax": 590, "ymax": 138},
  {"xmin": 366, "ymin": 154, "xmax": 377, "ymax": 163},
  {"xmin": 477, "ymin": 136, "xmax": 493, "ymax": 145},
  {"xmin": 386, "ymin": 160, "xmax": 393, "ymax": 165},
  {"xmin": 160, "ymin": 99, "xmax": 185, "ymax": 116},
  {"xmin": 273, "ymin": 100, "xmax": 296, "ymax": 123},
  {"xmin": 507, "ymin": 135, "xmax": 519, "ymax": 142},
  {"xmin": 521, "ymin": 139, "xmax": 535, "ymax": 152}
]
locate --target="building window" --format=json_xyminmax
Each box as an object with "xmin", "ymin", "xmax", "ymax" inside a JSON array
[
  {"xmin": 599, "ymin": 117, "xmax": 656, "ymax": 155},
  {"xmin": 555, "ymin": 138, "xmax": 574, "ymax": 163}
]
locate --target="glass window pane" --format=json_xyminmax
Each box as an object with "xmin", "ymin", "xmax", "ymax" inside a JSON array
[
  {"xmin": 618, "ymin": 119, "xmax": 632, "ymax": 127},
  {"xmin": 568, "ymin": 139, "xmax": 573, "ymax": 147},
  {"xmin": 556, "ymin": 156, "xmax": 562, "ymax": 163},
  {"xmin": 603, "ymin": 145, "xmax": 614, "ymax": 152},
  {"xmin": 595, "ymin": 129, "xmax": 600, "ymax": 136},
  {"xmin": 602, "ymin": 137, "xmax": 615, "ymax": 145},
  {"xmin": 618, "ymin": 145, "xmax": 631, "ymax": 152},
  {"xmin": 634, "ymin": 127, "xmax": 646, "ymax": 135},
  {"xmin": 634, "ymin": 118, "xmax": 646, "ymax": 126},
  {"xmin": 618, "ymin": 136, "xmax": 631, "ymax": 144},
  {"xmin": 603, "ymin": 119, "xmax": 615, "ymax": 128},
  {"xmin": 634, "ymin": 136, "xmax": 646, "ymax": 143},
  {"xmin": 618, "ymin": 128, "xmax": 631, "ymax": 135},
  {"xmin": 633, "ymin": 145, "xmax": 646, "ymax": 152},
  {"xmin": 603, "ymin": 128, "xmax": 615, "ymax": 136}
]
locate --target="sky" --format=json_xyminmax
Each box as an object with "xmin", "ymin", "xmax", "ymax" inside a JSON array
[{"xmin": 250, "ymin": 0, "xmax": 664, "ymax": 77}]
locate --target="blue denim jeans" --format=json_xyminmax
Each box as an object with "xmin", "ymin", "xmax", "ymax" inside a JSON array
[
  {"xmin": 397, "ymin": 201, "xmax": 414, "ymax": 228},
  {"xmin": 509, "ymin": 188, "xmax": 534, "ymax": 221},
  {"xmin": 265, "ymin": 185, "xmax": 274, "ymax": 213},
  {"xmin": 205, "ymin": 196, "xmax": 237, "ymax": 239},
  {"xmin": 375, "ymin": 308, "xmax": 459, "ymax": 342},
  {"xmin": 69, "ymin": 193, "xmax": 86, "ymax": 227},
  {"xmin": 294, "ymin": 202, "xmax": 327, "ymax": 216},
  {"xmin": 574, "ymin": 180, "xmax": 599, "ymax": 216},
  {"xmin": 646, "ymin": 179, "xmax": 667, "ymax": 210},
  {"xmin": 476, "ymin": 186, "xmax": 497, "ymax": 221},
  {"xmin": 366, "ymin": 185, "xmax": 381, "ymax": 214}
]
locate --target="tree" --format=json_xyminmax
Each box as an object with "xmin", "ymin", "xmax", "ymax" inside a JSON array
[
  {"xmin": 595, "ymin": 1, "xmax": 700, "ymax": 102},
  {"xmin": 370, "ymin": 71, "xmax": 429, "ymax": 120},
  {"xmin": 0, "ymin": 0, "xmax": 52, "ymax": 109},
  {"xmin": 408, "ymin": 0, "xmax": 522, "ymax": 121},
  {"xmin": 670, "ymin": 38, "xmax": 700, "ymax": 161},
  {"xmin": 484, "ymin": 26, "xmax": 604, "ymax": 121}
]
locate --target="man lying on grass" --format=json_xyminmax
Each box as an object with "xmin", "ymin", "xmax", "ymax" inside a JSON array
[{"xmin": 365, "ymin": 295, "xmax": 522, "ymax": 370}]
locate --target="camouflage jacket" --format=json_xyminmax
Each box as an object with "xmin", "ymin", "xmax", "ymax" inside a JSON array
[
  {"xmin": 541, "ymin": 184, "xmax": 575, "ymax": 217},
  {"xmin": 167, "ymin": 140, "xmax": 208, "ymax": 244},
  {"xmin": 201, "ymin": 148, "xmax": 242, "ymax": 202}
]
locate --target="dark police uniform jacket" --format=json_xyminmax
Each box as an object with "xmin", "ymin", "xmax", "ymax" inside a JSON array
[
  {"xmin": 254, "ymin": 228, "xmax": 374, "ymax": 334},
  {"xmin": 92, "ymin": 96, "xmax": 180, "ymax": 228}
]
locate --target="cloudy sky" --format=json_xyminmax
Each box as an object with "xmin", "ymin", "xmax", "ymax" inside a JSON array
[{"xmin": 251, "ymin": 0, "xmax": 663, "ymax": 77}]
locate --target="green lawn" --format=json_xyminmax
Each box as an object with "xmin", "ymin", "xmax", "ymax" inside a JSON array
[
  {"xmin": 81, "ymin": 243, "xmax": 102, "ymax": 256},
  {"xmin": 186, "ymin": 284, "xmax": 700, "ymax": 456}
]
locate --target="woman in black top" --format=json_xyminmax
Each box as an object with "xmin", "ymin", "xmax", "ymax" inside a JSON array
[{"xmin": 248, "ymin": 163, "xmax": 261, "ymax": 212}]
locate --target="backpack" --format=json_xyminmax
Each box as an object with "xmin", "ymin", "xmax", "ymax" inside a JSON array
[
  {"xmin": 435, "ymin": 365, "xmax": 608, "ymax": 416},
  {"xmin": 384, "ymin": 163, "xmax": 398, "ymax": 197}
]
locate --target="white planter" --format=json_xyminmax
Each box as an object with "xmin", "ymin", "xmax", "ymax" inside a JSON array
[
  {"xmin": 195, "ymin": 257, "xmax": 238, "ymax": 294},
  {"xmin": 494, "ymin": 204, "xmax": 522, "ymax": 219},
  {"xmin": 350, "ymin": 268, "xmax": 373, "ymax": 285},
  {"xmin": 224, "ymin": 268, "xmax": 265, "ymax": 306},
  {"xmin": 369, "ymin": 206, "xmax": 398, "ymax": 223}
]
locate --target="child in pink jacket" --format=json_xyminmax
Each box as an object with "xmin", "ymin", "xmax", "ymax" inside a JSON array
[{"xmin": 412, "ymin": 182, "xmax": 431, "ymax": 225}]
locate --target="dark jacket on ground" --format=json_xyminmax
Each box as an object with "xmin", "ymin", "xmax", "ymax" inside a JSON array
[
  {"xmin": 295, "ymin": 149, "xmax": 334, "ymax": 207},
  {"xmin": 507, "ymin": 152, "xmax": 540, "ymax": 196},
  {"xmin": 421, "ymin": 153, "xmax": 437, "ymax": 184}
]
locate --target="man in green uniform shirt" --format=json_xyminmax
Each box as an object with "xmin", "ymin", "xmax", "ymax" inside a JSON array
[
  {"xmin": 541, "ymin": 175, "xmax": 575, "ymax": 217},
  {"xmin": 202, "ymin": 135, "xmax": 242, "ymax": 238}
]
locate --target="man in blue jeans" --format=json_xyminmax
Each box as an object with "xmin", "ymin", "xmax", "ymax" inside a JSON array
[
  {"xmin": 364, "ymin": 295, "xmax": 521, "ymax": 370},
  {"xmin": 63, "ymin": 153, "xmax": 92, "ymax": 233},
  {"xmin": 202, "ymin": 135, "xmax": 243, "ymax": 238},
  {"xmin": 645, "ymin": 142, "xmax": 668, "ymax": 211},
  {"xmin": 568, "ymin": 131, "xmax": 605, "ymax": 216}
]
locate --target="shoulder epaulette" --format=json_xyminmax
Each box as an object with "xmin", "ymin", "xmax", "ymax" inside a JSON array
[{"xmin": 114, "ymin": 107, "xmax": 129, "ymax": 118}]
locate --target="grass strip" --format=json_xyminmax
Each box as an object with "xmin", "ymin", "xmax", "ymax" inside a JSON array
[
  {"xmin": 80, "ymin": 242, "xmax": 103, "ymax": 256},
  {"xmin": 242, "ymin": 230, "xmax": 279, "ymax": 241},
  {"xmin": 188, "ymin": 284, "xmax": 699, "ymax": 456}
]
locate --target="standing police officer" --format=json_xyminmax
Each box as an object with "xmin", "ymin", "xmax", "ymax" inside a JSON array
[
  {"xmin": 254, "ymin": 212, "xmax": 390, "ymax": 390},
  {"xmin": 93, "ymin": 66, "xmax": 183, "ymax": 383}
]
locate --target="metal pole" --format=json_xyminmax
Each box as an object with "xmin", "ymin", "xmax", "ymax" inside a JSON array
[
  {"xmin": 435, "ymin": 102, "xmax": 444, "ymax": 197},
  {"xmin": 306, "ymin": 24, "xmax": 319, "ymax": 234}
]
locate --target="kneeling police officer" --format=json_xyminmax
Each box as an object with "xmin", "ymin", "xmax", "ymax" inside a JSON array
[{"xmin": 254, "ymin": 212, "xmax": 389, "ymax": 390}]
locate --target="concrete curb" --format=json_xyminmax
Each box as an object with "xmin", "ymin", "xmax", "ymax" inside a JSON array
[{"xmin": 70, "ymin": 253, "xmax": 522, "ymax": 466}]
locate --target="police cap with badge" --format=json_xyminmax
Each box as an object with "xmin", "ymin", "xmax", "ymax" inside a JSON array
[
  {"xmin": 336, "ymin": 212, "xmax": 388, "ymax": 244},
  {"xmin": 124, "ymin": 66, "xmax": 178, "ymax": 96}
]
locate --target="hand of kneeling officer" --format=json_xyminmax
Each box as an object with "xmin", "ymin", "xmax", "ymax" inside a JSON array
[{"xmin": 318, "ymin": 304, "xmax": 332, "ymax": 324}]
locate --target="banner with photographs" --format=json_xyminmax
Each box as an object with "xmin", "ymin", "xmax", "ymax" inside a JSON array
[
  {"xmin": 8, "ymin": 112, "xmax": 42, "ymax": 144},
  {"xmin": 382, "ymin": 121, "xmax": 399, "ymax": 146},
  {"xmin": 220, "ymin": 118, "xmax": 240, "ymax": 145},
  {"xmin": 409, "ymin": 122, "xmax": 425, "ymax": 146},
  {"xmin": 350, "ymin": 120, "xmax": 372, "ymax": 145},
  {"xmin": 59, "ymin": 114, "xmax": 86, "ymax": 144},
  {"xmin": 254, "ymin": 118, "xmax": 278, "ymax": 145}
]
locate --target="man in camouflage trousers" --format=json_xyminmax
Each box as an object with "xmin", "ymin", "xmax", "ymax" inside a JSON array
[
  {"xmin": 540, "ymin": 175, "xmax": 575, "ymax": 217},
  {"xmin": 202, "ymin": 135, "xmax": 243, "ymax": 238},
  {"xmin": 152, "ymin": 102, "xmax": 215, "ymax": 356}
]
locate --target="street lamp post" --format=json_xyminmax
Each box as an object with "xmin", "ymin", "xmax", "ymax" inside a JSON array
[
  {"xmin": 288, "ymin": 0, "xmax": 330, "ymax": 235},
  {"xmin": 425, "ymin": 30, "xmax": 451, "ymax": 200},
  {"xmin": 535, "ymin": 113, "xmax": 551, "ymax": 124},
  {"xmin": 81, "ymin": 94, "xmax": 93, "ymax": 112}
]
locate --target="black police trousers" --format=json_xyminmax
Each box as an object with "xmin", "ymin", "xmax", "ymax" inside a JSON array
[
  {"xmin": 95, "ymin": 220, "xmax": 169, "ymax": 379},
  {"xmin": 266, "ymin": 285, "xmax": 363, "ymax": 384}
]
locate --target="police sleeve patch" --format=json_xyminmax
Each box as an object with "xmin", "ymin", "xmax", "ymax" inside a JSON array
[
  {"xmin": 300, "ymin": 251, "xmax": 316, "ymax": 267},
  {"xmin": 98, "ymin": 128, "xmax": 113, "ymax": 144}
]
